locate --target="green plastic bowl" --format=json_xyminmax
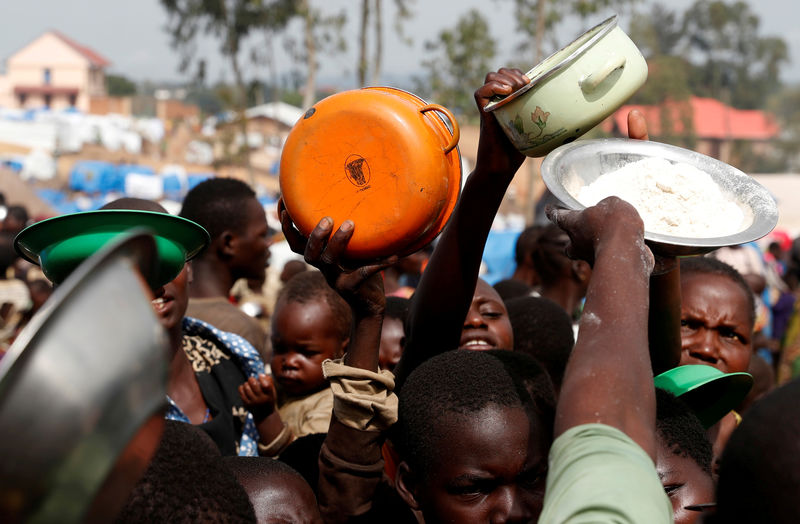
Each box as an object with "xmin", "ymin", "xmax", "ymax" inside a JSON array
[
  {"xmin": 14, "ymin": 210, "xmax": 209, "ymax": 289},
  {"xmin": 654, "ymin": 365, "xmax": 753, "ymax": 428}
]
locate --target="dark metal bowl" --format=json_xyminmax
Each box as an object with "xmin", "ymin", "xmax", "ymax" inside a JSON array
[{"xmin": 541, "ymin": 138, "xmax": 779, "ymax": 256}]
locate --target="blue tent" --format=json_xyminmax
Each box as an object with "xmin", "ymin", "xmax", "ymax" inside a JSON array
[{"xmin": 68, "ymin": 161, "xmax": 117, "ymax": 194}]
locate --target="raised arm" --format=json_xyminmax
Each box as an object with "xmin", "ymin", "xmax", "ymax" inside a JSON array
[
  {"xmin": 625, "ymin": 109, "xmax": 682, "ymax": 374},
  {"xmin": 281, "ymin": 207, "xmax": 400, "ymax": 523},
  {"xmin": 394, "ymin": 68, "xmax": 528, "ymax": 387},
  {"xmin": 548, "ymin": 197, "xmax": 657, "ymax": 458}
]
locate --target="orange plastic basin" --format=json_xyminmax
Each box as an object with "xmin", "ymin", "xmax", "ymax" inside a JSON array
[{"xmin": 279, "ymin": 87, "xmax": 461, "ymax": 260}]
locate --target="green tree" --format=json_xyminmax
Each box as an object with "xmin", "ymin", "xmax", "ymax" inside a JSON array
[
  {"xmin": 501, "ymin": 0, "xmax": 640, "ymax": 66},
  {"xmin": 106, "ymin": 74, "xmax": 137, "ymax": 96},
  {"xmin": 681, "ymin": 0, "xmax": 788, "ymax": 109},
  {"xmin": 283, "ymin": 0, "xmax": 346, "ymax": 109},
  {"xmin": 768, "ymin": 86, "xmax": 800, "ymax": 172},
  {"xmin": 160, "ymin": 0, "xmax": 297, "ymax": 183},
  {"xmin": 416, "ymin": 9, "xmax": 496, "ymax": 121},
  {"xmin": 357, "ymin": 0, "xmax": 414, "ymax": 86},
  {"xmin": 628, "ymin": 5, "xmax": 692, "ymax": 109}
]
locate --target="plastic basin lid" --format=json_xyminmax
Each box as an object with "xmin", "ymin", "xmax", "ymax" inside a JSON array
[
  {"xmin": 654, "ymin": 364, "xmax": 753, "ymax": 428},
  {"xmin": 14, "ymin": 210, "xmax": 209, "ymax": 289}
]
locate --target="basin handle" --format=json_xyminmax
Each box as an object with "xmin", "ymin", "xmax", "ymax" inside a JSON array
[
  {"xmin": 420, "ymin": 104, "xmax": 460, "ymax": 155},
  {"xmin": 579, "ymin": 55, "xmax": 627, "ymax": 93}
]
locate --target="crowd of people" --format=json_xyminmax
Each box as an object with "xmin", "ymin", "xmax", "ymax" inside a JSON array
[{"xmin": 1, "ymin": 67, "xmax": 800, "ymax": 522}]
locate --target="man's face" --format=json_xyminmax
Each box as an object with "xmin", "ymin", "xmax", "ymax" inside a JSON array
[{"xmin": 230, "ymin": 198, "xmax": 271, "ymax": 280}]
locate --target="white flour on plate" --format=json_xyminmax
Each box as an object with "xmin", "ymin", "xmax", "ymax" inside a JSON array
[{"xmin": 576, "ymin": 157, "xmax": 746, "ymax": 237}]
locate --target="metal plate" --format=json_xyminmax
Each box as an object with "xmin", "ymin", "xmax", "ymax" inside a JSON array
[{"xmin": 541, "ymin": 138, "xmax": 779, "ymax": 256}]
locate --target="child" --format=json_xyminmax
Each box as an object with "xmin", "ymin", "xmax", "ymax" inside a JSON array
[
  {"xmin": 279, "ymin": 212, "xmax": 403, "ymax": 523},
  {"xmin": 655, "ymin": 389, "xmax": 715, "ymax": 524},
  {"xmin": 270, "ymin": 270, "xmax": 352, "ymax": 438},
  {"xmin": 394, "ymin": 349, "xmax": 551, "ymax": 522},
  {"xmin": 459, "ymin": 278, "xmax": 514, "ymax": 351},
  {"xmin": 239, "ymin": 267, "xmax": 353, "ymax": 454}
]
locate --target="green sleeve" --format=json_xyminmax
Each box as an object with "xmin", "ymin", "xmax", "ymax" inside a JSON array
[{"xmin": 538, "ymin": 424, "xmax": 673, "ymax": 524}]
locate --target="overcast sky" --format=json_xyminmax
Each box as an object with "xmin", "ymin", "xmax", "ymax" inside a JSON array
[{"xmin": 1, "ymin": 0, "xmax": 798, "ymax": 89}]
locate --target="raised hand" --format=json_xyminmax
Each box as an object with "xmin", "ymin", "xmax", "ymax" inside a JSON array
[
  {"xmin": 475, "ymin": 67, "xmax": 530, "ymax": 177},
  {"xmin": 279, "ymin": 199, "xmax": 397, "ymax": 318},
  {"xmin": 546, "ymin": 196, "xmax": 653, "ymax": 274}
]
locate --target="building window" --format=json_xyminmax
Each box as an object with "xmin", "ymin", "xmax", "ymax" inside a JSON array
[
  {"xmin": 43, "ymin": 68, "xmax": 51, "ymax": 85},
  {"xmin": 69, "ymin": 94, "xmax": 77, "ymax": 107},
  {"xmin": 18, "ymin": 93, "xmax": 27, "ymax": 107},
  {"xmin": 44, "ymin": 94, "xmax": 52, "ymax": 109}
]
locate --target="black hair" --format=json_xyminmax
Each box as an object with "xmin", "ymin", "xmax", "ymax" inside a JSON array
[
  {"xmin": 655, "ymin": 389, "xmax": 713, "ymax": 475},
  {"xmin": 101, "ymin": 197, "xmax": 167, "ymax": 213},
  {"xmin": 179, "ymin": 178, "xmax": 256, "ymax": 240},
  {"xmin": 711, "ymin": 378, "xmax": 800, "ymax": 524},
  {"xmin": 223, "ymin": 455, "xmax": 317, "ymax": 507},
  {"xmin": 529, "ymin": 224, "xmax": 572, "ymax": 284},
  {"xmin": 505, "ymin": 295, "xmax": 574, "ymax": 390},
  {"xmin": 486, "ymin": 349, "xmax": 556, "ymax": 436},
  {"xmin": 385, "ymin": 296, "xmax": 410, "ymax": 322},
  {"xmin": 493, "ymin": 278, "xmax": 534, "ymax": 302},
  {"xmin": 514, "ymin": 225, "xmax": 544, "ymax": 266},
  {"xmin": 680, "ymin": 256, "xmax": 756, "ymax": 329},
  {"xmin": 394, "ymin": 350, "xmax": 536, "ymax": 476},
  {"xmin": 115, "ymin": 420, "xmax": 255, "ymax": 523},
  {"xmin": 224, "ymin": 454, "xmax": 305, "ymax": 483},
  {"xmin": 276, "ymin": 271, "xmax": 352, "ymax": 341}
]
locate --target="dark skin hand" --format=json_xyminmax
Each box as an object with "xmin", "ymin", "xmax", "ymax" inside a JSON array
[
  {"xmin": 625, "ymin": 109, "xmax": 682, "ymax": 374},
  {"xmin": 238, "ymin": 373, "xmax": 277, "ymax": 421},
  {"xmin": 394, "ymin": 68, "xmax": 529, "ymax": 388},
  {"xmin": 280, "ymin": 199, "xmax": 398, "ymax": 371},
  {"xmin": 548, "ymin": 197, "xmax": 657, "ymax": 459}
]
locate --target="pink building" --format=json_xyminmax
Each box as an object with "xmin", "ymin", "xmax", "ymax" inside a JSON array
[{"xmin": 0, "ymin": 31, "xmax": 110, "ymax": 112}]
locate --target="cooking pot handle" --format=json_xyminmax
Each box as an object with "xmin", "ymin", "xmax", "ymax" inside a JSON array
[
  {"xmin": 420, "ymin": 104, "xmax": 460, "ymax": 154},
  {"xmin": 579, "ymin": 55, "xmax": 627, "ymax": 93}
]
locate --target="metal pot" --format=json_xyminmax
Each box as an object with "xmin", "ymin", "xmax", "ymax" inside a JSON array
[
  {"xmin": 484, "ymin": 15, "xmax": 648, "ymax": 157},
  {"xmin": 280, "ymin": 87, "xmax": 461, "ymax": 260},
  {"xmin": 0, "ymin": 231, "xmax": 170, "ymax": 523}
]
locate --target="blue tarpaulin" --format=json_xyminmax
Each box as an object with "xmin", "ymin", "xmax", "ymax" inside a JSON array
[
  {"xmin": 68, "ymin": 161, "xmax": 117, "ymax": 194},
  {"xmin": 481, "ymin": 230, "xmax": 522, "ymax": 285}
]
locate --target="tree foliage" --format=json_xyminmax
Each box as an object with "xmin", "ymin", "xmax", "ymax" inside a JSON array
[
  {"xmin": 160, "ymin": 0, "xmax": 297, "ymax": 180},
  {"xmin": 357, "ymin": 0, "xmax": 414, "ymax": 86},
  {"xmin": 106, "ymin": 74, "xmax": 137, "ymax": 96},
  {"xmin": 416, "ymin": 9, "xmax": 496, "ymax": 120},
  {"xmin": 282, "ymin": 0, "xmax": 346, "ymax": 108},
  {"xmin": 681, "ymin": 0, "xmax": 788, "ymax": 109},
  {"xmin": 503, "ymin": 0, "xmax": 640, "ymax": 65}
]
